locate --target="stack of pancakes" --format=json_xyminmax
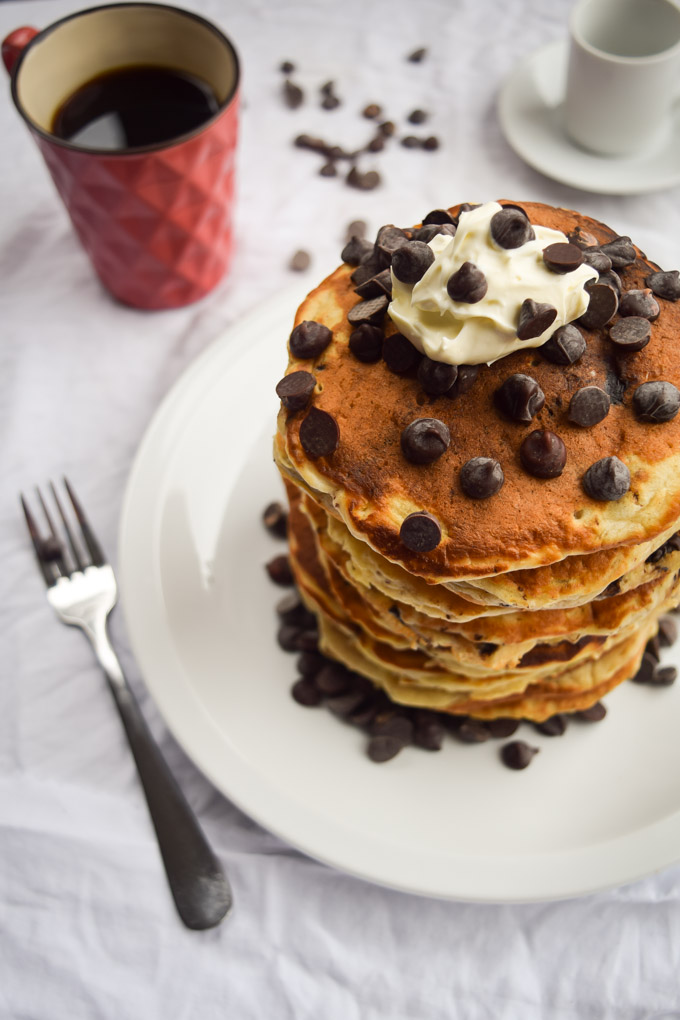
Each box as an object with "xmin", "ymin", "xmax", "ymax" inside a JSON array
[{"xmin": 274, "ymin": 201, "xmax": 680, "ymax": 722}]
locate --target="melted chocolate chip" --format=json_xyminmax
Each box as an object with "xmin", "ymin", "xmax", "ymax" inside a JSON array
[
  {"xmin": 517, "ymin": 299, "xmax": 557, "ymax": 340},
  {"xmin": 520, "ymin": 430, "xmax": 567, "ymax": 478},
  {"xmin": 460, "ymin": 458, "xmax": 504, "ymax": 499},
  {"xmin": 347, "ymin": 294, "xmax": 389, "ymax": 326},
  {"xmin": 276, "ymin": 370, "xmax": 317, "ymax": 411},
  {"xmin": 490, "ymin": 207, "xmax": 535, "ymax": 249},
  {"xmin": 583, "ymin": 456, "xmax": 630, "ymax": 501},
  {"xmin": 540, "ymin": 324, "xmax": 586, "ymax": 365},
  {"xmin": 542, "ymin": 243, "xmax": 584, "ymax": 274},
  {"xmin": 608, "ymin": 316, "xmax": 651, "ymax": 352},
  {"xmin": 568, "ymin": 386, "xmax": 610, "ymax": 427},
  {"xmin": 600, "ymin": 236, "xmax": 636, "ymax": 269},
  {"xmin": 632, "ymin": 380, "xmax": 680, "ymax": 422},
  {"xmin": 447, "ymin": 261, "xmax": 488, "ymax": 303},
  {"xmin": 447, "ymin": 364, "xmax": 479, "ymax": 399},
  {"xmin": 299, "ymin": 407, "xmax": 340, "ymax": 459},
  {"xmin": 383, "ymin": 333, "xmax": 421, "ymax": 373},
  {"xmin": 400, "ymin": 512, "xmax": 442, "ymax": 552},
  {"xmin": 646, "ymin": 270, "xmax": 680, "ymax": 301},
  {"xmin": 618, "ymin": 289, "xmax": 660, "ymax": 320},
  {"xmin": 349, "ymin": 324, "xmax": 383, "ymax": 362},
  {"xmin": 500, "ymin": 741, "xmax": 538, "ymax": 770},
  {"xmin": 289, "ymin": 320, "xmax": 333, "ymax": 358},
  {"xmin": 495, "ymin": 373, "xmax": 545, "ymax": 422},
  {"xmin": 401, "ymin": 417, "xmax": 451, "ymax": 463},
  {"xmin": 578, "ymin": 283, "xmax": 618, "ymax": 329},
  {"xmin": 417, "ymin": 357, "xmax": 458, "ymax": 395},
  {"xmin": 392, "ymin": 240, "xmax": 435, "ymax": 284}
]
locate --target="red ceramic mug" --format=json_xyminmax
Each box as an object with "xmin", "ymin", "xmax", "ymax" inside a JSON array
[{"xmin": 3, "ymin": 3, "xmax": 239, "ymax": 309}]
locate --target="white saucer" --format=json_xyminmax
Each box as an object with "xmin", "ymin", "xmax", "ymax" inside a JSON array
[{"xmin": 498, "ymin": 40, "xmax": 680, "ymax": 195}]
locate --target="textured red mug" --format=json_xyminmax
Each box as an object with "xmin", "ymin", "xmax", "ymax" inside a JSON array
[{"xmin": 3, "ymin": 3, "xmax": 239, "ymax": 309}]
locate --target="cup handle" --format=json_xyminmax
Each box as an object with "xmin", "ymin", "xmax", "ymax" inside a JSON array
[{"xmin": 2, "ymin": 27, "xmax": 39, "ymax": 76}]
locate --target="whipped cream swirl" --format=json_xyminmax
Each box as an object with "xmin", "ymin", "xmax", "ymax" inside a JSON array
[{"xmin": 388, "ymin": 201, "xmax": 598, "ymax": 366}]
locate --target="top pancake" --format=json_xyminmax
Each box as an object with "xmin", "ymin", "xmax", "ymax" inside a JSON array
[{"xmin": 275, "ymin": 201, "xmax": 680, "ymax": 582}]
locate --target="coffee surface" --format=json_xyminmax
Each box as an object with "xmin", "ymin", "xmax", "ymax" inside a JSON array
[{"xmin": 51, "ymin": 65, "xmax": 219, "ymax": 149}]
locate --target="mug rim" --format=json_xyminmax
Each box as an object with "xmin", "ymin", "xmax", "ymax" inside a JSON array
[
  {"xmin": 569, "ymin": 0, "xmax": 680, "ymax": 65},
  {"xmin": 10, "ymin": 1, "xmax": 240, "ymax": 156}
]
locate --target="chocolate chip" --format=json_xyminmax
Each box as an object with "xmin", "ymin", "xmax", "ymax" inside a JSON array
[
  {"xmin": 372, "ymin": 712, "xmax": 414, "ymax": 744},
  {"xmin": 289, "ymin": 250, "xmax": 310, "ymax": 272},
  {"xmin": 319, "ymin": 162, "xmax": 337, "ymax": 177},
  {"xmin": 401, "ymin": 135, "xmax": 421, "ymax": 149},
  {"xmin": 460, "ymin": 458, "xmax": 504, "ymax": 499},
  {"xmin": 289, "ymin": 320, "xmax": 332, "ymax": 359},
  {"xmin": 283, "ymin": 79, "xmax": 304, "ymax": 109},
  {"xmin": 495, "ymin": 373, "xmax": 545, "ymax": 422},
  {"xmin": 659, "ymin": 615, "xmax": 678, "ymax": 647},
  {"xmin": 540, "ymin": 324, "xmax": 586, "ymax": 365},
  {"xmin": 568, "ymin": 386, "xmax": 610, "ymax": 427},
  {"xmin": 341, "ymin": 236, "xmax": 374, "ymax": 265},
  {"xmin": 299, "ymin": 407, "xmax": 339, "ymax": 459},
  {"xmin": 354, "ymin": 269, "xmax": 392, "ymax": 299},
  {"xmin": 413, "ymin": 710, "xmax": 445, "ymax": 750},
  {"xmin": 328, "ymin": 689, "xmax": 368, "ymax": 717},
  {"xmin": 266, "ymin": 554, "xmax": 294, "ymax": 586},
  {"xmin": 422, "ymin": 209, "xmax": 456, "ymax": 226},
  {"xmin": 646, "ymin": 635, "xmax": 661, "ymax": 660},
  {"xmin": 316, "ymin": 663, "xmax": 352, "ymax": 695},
  {"xmin": 422, "ymin": 136, "xmax": 439, "ymax": 150},
  {"xmin": 490, "ymin": 207, "xmax": 535, "ymax": 249},
  {"xmin": 401, "ymin": 417, "xmax": 451, "ymax": 463},
  {"xmin": 407, "ymin": 108, "xmax": 428, "ymax": 125},
  {"xmin": 417, "ymin": 357, "xmax": 458, "ymax": 395},
  {"xmin": 321, "ymin": 94, "xmax": 340, "ymax": 110},
  {"xmin": 646, "ymin": 270, "xmax": 680, "ymax": 301},
  {"xmin": 379, "ymin": 120, "xmax": 396, "ymax": 136},
  {"xmin": 445, "ymin": 261, "xmax": 488, "ymax": 306},
  {"xmin": 651, "ymin": 665, "xmax": 677, "ymax": 686},
  {"xmin": 619, "ymin": 289, "xmax": 660, "ymax": 320},
  {"xmin": 447, "ymin": 364, "xmax": 479, "ymax": 399},
  {"xmin": 517, "ymin": 299, "xmax": 557, "ymax": 340},
  {"xmin": 349, "ymin": 324, "xmax": 383, "ymax": 363},
  {"xmin": 297, "ymin": 650, "xmax": 327, "ymax": 677},
  {"xmin": 414, "ymin": 223, "xmax": 455, "ymax": 243},
  {"xmin": 568, "ymin": 227, "xmax": 599, "ymax": 249},
  {"xmin": 486, "ymin": 718, "xmax": 520, "ymax": 739},
  {"xmin": 382, "ymin": 333, "xmax": 421, "ymax": 373},
  {"xmin": 277, "ymin": 623, "xmax": 302, "ymax": 651},
  {"xmin": 500, "ymin": 741, "xmax": 538, "ymax": 769},
  {"xmin": 455, "ymin": 720, "xmax": 490, "ymax": 743},
  {"xmin": 280, "ymin": 61, "xmax": 295, "ymax": 74},
  {"xmin": 276, "ymin": 370, "xmax": 316, "ymax": 411},
  {"xmin": 400, "ymin": 512, "xmax": 442, "ymax": 552},
  {"xmin": 632, "ymin": 380, "xmax": 680, "ymax": 422},
  {"xmin": 347, "ymin": 294, "xmax": 389, "ymax": 326},
  {"xmin": 608, "ymin": 317, "xmax": 651, "ymax": 352},
  {"xmin": 348, "ymin": 697, "xmax": 382, "ymax": 728},
  {"xmin": 376, "ymin": 224, "xmax": 410, "ymax": 257},
  {"xmin": 362, "ymin": 102, "xmax": 382, "ymax": 119},
  {"xmin": 392, "ymin": 240, "xmax": 435, "ymax": 283},
  {"xmin": 535, "ymin": 714, "xmax": 567, "ymax": 737},
  {"xmin": 291, "ymin": 678, "xmax": 321, "ymax": 707},
  {"xmin": 578, "ymin": 283, "xmax": 618, "ymax": 329},
  {"xmin": 262, "ymin": 501, "xmax": 288, "ymax": 539},
  {"xmin": 351, "ymin": 253, "xmax": 383, "ymax": 286},
  {"xmin": 345, "ymin": 219, "xmax": 367, "ymax": 242},
  {"xmin": 598, "ymin": 269, "xmax": 622, "ymax": 295},
  {"xmin": 346, "ymin": 167, "xmax": 381, "ymax": 190},
  {"xmin": 542, "ymin": 243, "xmax": 584, "ymax": 274},
  {"xmin": 600, "ymin": 236, "xmax": 636, "ymax": 269},
  {"xmin": 520, "ymin": 430, "xmax": 567, "ymax": 478},
  {"xmin": 367, "ymin": 735, "xmax": 404, "ymax": 762},
  {"xmin": 407, "ymin": 47, "xmax": 427, "ymax": 62},
  {"xmin": 577, "ymin": 702, "xmax": 607, "ymax": 721},
  {"xmin": 366, "ymin": 135, "xmax": 384, "ymax": 153},
  {"xmin": 583, "ymin": 456, "xmax": 630, "ymax": 501},
  {"xmin": 582, "ymin": 248, "xmax": 612, "ymax": 273}
]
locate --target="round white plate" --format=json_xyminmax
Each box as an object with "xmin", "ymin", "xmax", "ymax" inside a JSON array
[
  {"xmin": 498, "ymin": 40, "xmax": 680, "ymax": 195},
  {"xmin": 119, "ymin": 287, "xmax": 680, "ymax": 903}
]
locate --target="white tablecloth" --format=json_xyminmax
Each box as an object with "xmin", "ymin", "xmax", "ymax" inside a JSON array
[{"xmin": 2, "ymin": 0, "xmax": 679, "ymax": 1016}]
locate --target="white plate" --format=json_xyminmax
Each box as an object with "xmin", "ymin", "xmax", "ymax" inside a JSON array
[
  {"xmin": 119, "ymin": 287, "xmax": 680, "ymax": 903},
  {"xmin": 498, "ymin": 40, "xmax": 680, "ymax": 195}
]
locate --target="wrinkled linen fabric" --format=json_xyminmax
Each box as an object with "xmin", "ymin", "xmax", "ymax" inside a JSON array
[{"xmin": 1, "ymin": 0, "xmax": 679, "ymax": 1017}]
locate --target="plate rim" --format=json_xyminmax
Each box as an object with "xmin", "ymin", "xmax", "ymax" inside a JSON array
[{"xmin": 118, "ymin": 288, "xmax": 680, "ymax": 904}]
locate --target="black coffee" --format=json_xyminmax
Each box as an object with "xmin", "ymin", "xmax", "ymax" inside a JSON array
[{"xmin": 51, "ymin": 65, "xmax": 220, "ymax": 149}]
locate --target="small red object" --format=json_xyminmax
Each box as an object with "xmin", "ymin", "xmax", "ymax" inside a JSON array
[{"xmin": 2, "ymin": 26, "xmax": 38, "ymax": 75}]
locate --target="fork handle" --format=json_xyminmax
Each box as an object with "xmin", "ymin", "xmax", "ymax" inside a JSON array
[{"xmin": 88, "ymin": 618, "xmax": 233, "ymax": 930}]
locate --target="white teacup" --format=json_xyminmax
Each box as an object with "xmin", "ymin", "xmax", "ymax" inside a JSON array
[{"xmin": 565, "ymin": 0, "xmax": 680, "ymax": 157}]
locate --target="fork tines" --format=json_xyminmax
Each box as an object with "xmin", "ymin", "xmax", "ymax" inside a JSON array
[{"xmin": 20, "ymin": 479, "xmax": 105, "ymax": 584}]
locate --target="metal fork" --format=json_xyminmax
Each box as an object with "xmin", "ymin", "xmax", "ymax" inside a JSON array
[{"xmin": 20, "ymin": 479, "xmax": 233, "ymax": 930}]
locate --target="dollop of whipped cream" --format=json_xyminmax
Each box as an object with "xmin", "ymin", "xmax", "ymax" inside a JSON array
[{"xmin": 388, "ymin": 201, "xmax": 598, "ymax": 366}]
